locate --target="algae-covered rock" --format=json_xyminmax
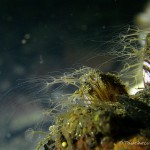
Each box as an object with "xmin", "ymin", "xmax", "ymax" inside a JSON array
[{"xmin": 36, "ymin": 68, "xmax": 150, "ymax": 150}]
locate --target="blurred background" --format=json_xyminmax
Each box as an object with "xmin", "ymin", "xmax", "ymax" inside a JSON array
[{"xmin": 0, "ymin": 0, "xmax": 149, "ymax": 150}]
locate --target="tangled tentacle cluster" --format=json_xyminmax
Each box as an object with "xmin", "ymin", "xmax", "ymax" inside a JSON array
[
  {"xmin": 33, "ymin": 23, "xmax": 150, "ymax": 150},
  {"xmin": 35, "ymin": 68, "xmax": 150, "ymax": 150}
]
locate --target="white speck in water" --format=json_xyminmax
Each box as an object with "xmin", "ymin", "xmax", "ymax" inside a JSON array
[
  {"xmin": 13, "ymin": 65, "xmax": 25, "ymax": 75},
  {"xmin": 39, "ymin": 55, "xmax": 44, "ymax": 64},
  {"xmin": 21, "ymin": 39, "xmax": 27, "ymax": 44},
  {"xmin": 24, "ymin": 34, "xmax": 30, "ymax": 40},
  {"xmin": 21, "ymin": 33, "xmax": 31, "ymax": 44}
]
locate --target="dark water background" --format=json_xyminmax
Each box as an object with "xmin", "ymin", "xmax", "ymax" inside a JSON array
[{"xmin": 0, "ymin": 0, "xmax": 148, "ymax": 150}]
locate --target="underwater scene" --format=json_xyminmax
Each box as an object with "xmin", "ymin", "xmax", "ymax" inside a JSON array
[{"xmin": 1, "ymin": 0, "xmax": 150, "ymax": 150}]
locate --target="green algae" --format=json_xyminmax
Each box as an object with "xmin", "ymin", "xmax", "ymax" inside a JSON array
[{"xmin": 35, "ymin": 68, "xmax": 150, "ymax": 150}]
